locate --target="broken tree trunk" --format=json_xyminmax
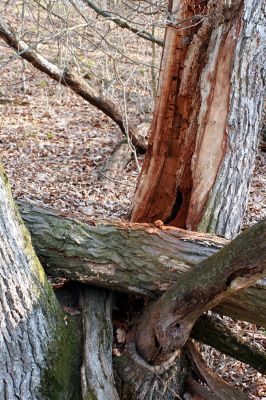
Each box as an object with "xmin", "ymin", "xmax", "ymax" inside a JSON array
[
  {"xmin": 131, "ymin": 0, "xmax": 266, "ymax": 239},
  {"xmin": 18, "ymin": 201, "xmax": 266, "ymax": 328},
  {"xmin": 0, "ymin": 165, "xmax": 81, "ymax": 399},
  {"xmin": 99, "ymin": 139, "xmax": 132, "ymax": 185},
  {"xmin": 79, "ymin": 286, "xmax": 119, "ymax": 400},
  {"xmin": 135, "ymin": 219, "xmax": 266, "ymax": 363},
  {"xmin": 114, "ymin": 345, "xmax": 188, "ymax": 399}
]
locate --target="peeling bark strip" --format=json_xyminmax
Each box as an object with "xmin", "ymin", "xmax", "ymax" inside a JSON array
[
  {"xmin": 186, "ymin": 341, "xmax": 249, "ymax": 400},
  {"xmin": 0, "ymin": 166, "xmax": 80, "ymax": 399},
  {"xmin": 0, "ymin": 18, "xmax": 146, "ymax": 152},
  {"xmin": 132, "ymin": 0, "xmax": 266, "ymax": 239},
  {"xmin": 18, "ymin": 201, "xmax": 266, "ymax": 327},
  {"xmin": 79, "ymin": 287, "xmax": 119, "ymax": 400},
  {"xmin": 135, "ymin": 219, "xmax": 266, "ymax": 363}
]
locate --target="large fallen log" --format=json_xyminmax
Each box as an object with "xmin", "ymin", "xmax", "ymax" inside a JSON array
[{"xmin": 18, "ymin": 201, "xmax": 266, "ymax": 327}]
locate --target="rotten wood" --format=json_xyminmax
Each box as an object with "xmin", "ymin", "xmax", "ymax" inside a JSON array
[
  {"xmin": 18, "ymin": 201, "xmax": 266, "ymax": 328},
  {"xmin": 135, "ymin": 219, "xmax": 266, "ymax": 363},
  {"xmin": 79, "ymin": 286, "xmax": 119, "ymax": 400}
]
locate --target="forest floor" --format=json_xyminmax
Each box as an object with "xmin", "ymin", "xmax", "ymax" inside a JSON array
[{"xmin": 0, "ymin": 42, "xmax": 266, "ymax": 399}]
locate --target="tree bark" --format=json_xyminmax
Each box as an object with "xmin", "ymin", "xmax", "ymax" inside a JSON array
[
  {"xmin": 131, "ymin": 0, "xmax": 266, "ymax": 239},
  {"xmin": 0, "ymin": 165, "xmax": 81, "ymax": 399},
  {"xmin": 18, "ymin": 201, "xmax": 266, "ymax": 328},
  {"xmin": 192, "ymin": 314, "xmax": 266, "ymax": 374},
  {"xmin": 135, "ymin": 219, "xmax": 266, "ymax": 364},
  {"xmin": 114, "ymin": 344, "xmax": 188, "ymax": 399},
  {"xmin": 99, "ymin": 139, "xmax": 132, "ymax": 185},
  {"xmin": 79, "ymin": 287, "xmax": 119, "ymax": 400}
]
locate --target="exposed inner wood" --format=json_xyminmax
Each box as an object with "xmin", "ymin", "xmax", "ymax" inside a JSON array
[{"xmin": 131, "ymin": 0, "xmax": 203, "ymax": 226}]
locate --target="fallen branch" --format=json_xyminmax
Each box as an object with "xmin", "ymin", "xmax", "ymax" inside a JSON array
[
  {"xmin": 0, "ymin": 18, "xmax": 146, "ymax": 152},
  {"xmin": 18, "ymin": 201, "xmax": 266, "ymax": 328},
  {"xmin": 192, "ymin": 314, "xmax": 266, "ymax": 374},
  {"xmin": 135, "ymin": 219, "xmax": 266, "ymax": 363},
  {"xmin": 186, "ymin": 341, "xmax": 249, "ymax": 400}
]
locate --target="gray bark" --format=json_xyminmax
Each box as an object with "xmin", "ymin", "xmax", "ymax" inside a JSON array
[
  {"xmin": 135, "ymin": 219, "xmax": 266, "ymax": 363},
  {"xmin": 193, "ymin": 0, "xmax": 266, "ymax": 238},
  {"xmin": 0, "ymin": 166, "xmax": 80, "ymax": 399},
  {"xmin": 192, "ymin": 314, "xmax": 266, "ymax": 375},
  {"xmin": 79, "ymin": 287, "xmax": 119, "ymax": 400}
]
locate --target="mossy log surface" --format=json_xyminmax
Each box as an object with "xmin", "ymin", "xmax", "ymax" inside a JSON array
[{"xmin": 19, "ymin": 201, "xmax": 266, "ymax": 329}]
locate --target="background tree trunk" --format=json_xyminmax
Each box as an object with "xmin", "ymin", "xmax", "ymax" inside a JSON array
[
  {"xmin": 131, "ymin": 0, "xmax": 266, "ymax": 239},
  {"xmin": 0, "ymin": 164, "xmax": 81, "ymax": 399}
]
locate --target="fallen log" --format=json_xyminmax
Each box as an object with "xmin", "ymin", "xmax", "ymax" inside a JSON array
[{"xmin": 18, "ymin": 201, "xmax": 266, "ymax": 327}]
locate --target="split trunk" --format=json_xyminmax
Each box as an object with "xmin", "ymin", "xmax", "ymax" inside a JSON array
[{"xmin": 131, "ymin": 0, "xmax": 265, "ymax": 240}]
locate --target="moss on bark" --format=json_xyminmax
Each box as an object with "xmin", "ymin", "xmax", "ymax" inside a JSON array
[{"xmin": 40, "ymin": 314, "xmax": 81, "ymax": 400}]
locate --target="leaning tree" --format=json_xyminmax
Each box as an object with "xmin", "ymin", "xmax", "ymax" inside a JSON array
[{"xmin": 0, "ymin": 0, "xmax": 266, "ymax": 399}]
